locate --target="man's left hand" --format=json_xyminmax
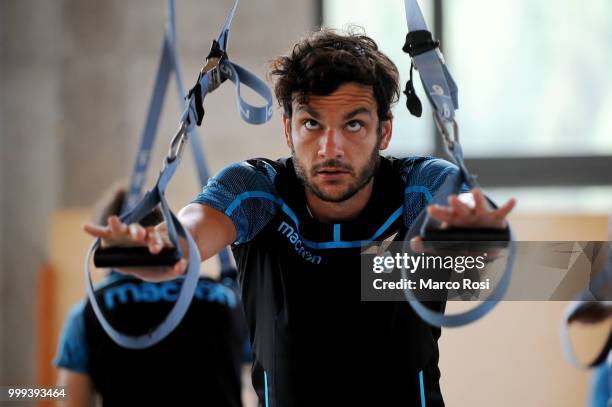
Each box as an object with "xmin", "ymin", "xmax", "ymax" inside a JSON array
[{"xmin": 426, "ymin": 188, "xmax": 516, "ymax": 230}]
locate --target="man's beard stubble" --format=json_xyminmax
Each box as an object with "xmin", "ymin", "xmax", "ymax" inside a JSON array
[{"xmin": 292, "ymin": 144, "xmax": 380, "ymax": 203}]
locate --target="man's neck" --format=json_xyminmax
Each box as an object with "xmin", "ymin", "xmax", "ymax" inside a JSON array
[{"xmin": 305, "ymin": 180, "xmax": 374, "ymax": 223}]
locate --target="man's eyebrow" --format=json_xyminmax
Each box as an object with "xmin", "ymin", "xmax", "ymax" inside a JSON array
[
  {"xmin": 295, "ymin": 105, "xmax": 321, "ymax": 119},
  {"xmin": 343, "ymin": 107, "xmax": 372, "ymax": 120},
  {"xmin": 295, "ymin": 106, "xmax": 372, "ymax": 120}
]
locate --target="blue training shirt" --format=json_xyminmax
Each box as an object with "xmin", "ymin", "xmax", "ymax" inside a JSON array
[{"xmin": 192, "ymin": 155, "xmax": 468, "ymax": 407}]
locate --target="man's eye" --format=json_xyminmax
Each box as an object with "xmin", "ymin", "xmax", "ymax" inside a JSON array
[
  {"xmin": 346, "ymin": 120, "xmax": 363, "ymax": 132},
  {"xmin": 304, "ymin": 119, "xmax": 319, "ymax": 130}
]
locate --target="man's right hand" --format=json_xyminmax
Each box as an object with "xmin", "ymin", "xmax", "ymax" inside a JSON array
[
  {"xmin": 83, "ymin": 215, "xmax": 188, "ymax": 282},
  {"xmin": 83, "ymin": 204, "xmax": 237, "ymax": 282}
]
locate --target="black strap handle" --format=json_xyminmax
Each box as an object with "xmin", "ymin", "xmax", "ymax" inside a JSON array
[
  {"xmin": 94, "ymin": 247, "xmax": 181, "ymax": 268},
  {"xmin": 422, "ymin": 226, "xmax": 510, "ymax": 242}
]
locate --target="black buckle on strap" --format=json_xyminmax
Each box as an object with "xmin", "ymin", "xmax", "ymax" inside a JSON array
[
  {"xmin": 206, "ymin": 39, "xmax": 225, "ymax": 61},
  {"xmin": 206, "ymin": 39, "xmax": 229, "ymax": 91},
  {"xmin": 187, "ymin": 80, "xmax": 205, "ymax": 126},
  {"xmin": 402, "ymin": 30, "xmax": 440, "ymax": 57},
  {"xmin": 186, "ymin": 40, "xmax": 229, "ymax": 126}
]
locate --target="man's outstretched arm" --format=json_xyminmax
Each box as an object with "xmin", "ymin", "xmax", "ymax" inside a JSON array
[{"xmin": 83, "ymin": 203, "xmax": 236, "ymax": 282}]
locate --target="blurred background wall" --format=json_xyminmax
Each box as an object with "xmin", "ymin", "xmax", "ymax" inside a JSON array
[{"xmin": 1, "ymin": 0, "xmax": 611, "ymax": 406}]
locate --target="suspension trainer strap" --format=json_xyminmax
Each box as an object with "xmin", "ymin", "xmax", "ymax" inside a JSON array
[
  {"xmin": 87, "ymin": 0, "xmax": 272, "ymax": 348},
  {"xmin": 401, "ymin": 0, "xmax": 515, "ymax": 328}
]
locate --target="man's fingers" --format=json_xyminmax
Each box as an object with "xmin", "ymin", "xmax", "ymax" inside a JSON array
[
  {"xmin": 108, "ymin": 216, "xmax": 128, "ymax": 235},
  {"xmin": 161, "ymin": 234, "xmax": 173, "ymax": 248},
  {"xmin": 472, "ymin": 188, "xmax": 488, "ymax": 214},
  {"xmin": 83, "ymin": 223, "xmax": 112, "ymax": 238},
  {"xmin": 146, "ymin": 227, "xmax": 164, "ymax": 254},
  {"xmin": 172, "ymin": 259, "xmax": 188, "ymax": 276},
  {"xmin": 493, "ymin": 198, "xmax": 516, "ymax": 221},
  {"xmin": 129, "ymin": 224, "xmax": 147, "ymax": 242},
  {"xmin": 427, "ymin": 205, "xmax": 454, "ymax": 223},
  {"xmin": 449, "ymin": 195, "xmax": 471, "ymax": 218}
]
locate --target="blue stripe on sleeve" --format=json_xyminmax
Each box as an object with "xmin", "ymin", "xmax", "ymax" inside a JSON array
[{"xmin": 192, "ymin": 162, "xmax": 279, "ymax": 244}]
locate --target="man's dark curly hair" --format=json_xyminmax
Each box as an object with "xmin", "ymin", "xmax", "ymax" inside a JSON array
[{"xmin": 269, "ymin": 27, "xmax": 400, "ymax": 121}]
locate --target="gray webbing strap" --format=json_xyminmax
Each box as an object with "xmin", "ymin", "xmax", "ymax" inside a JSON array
[
  {"xmin": 402, "ymin": 0, "xmax": 515, "ymax": 328},
  {"xmin": 86, "ymin": 0, "xmax": 272, "ymax": 348}
]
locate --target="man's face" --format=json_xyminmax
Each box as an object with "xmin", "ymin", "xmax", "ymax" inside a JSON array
[{"xmin": 283, "ymin": 83, "xmax": 392, "ymax": 203}]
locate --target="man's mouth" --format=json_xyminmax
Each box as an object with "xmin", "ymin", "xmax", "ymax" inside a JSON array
[
  {"xmin": 317, "ymin": 168, "xmax": 349, "ymax": 174},
  {"xmin": 315, "ymin": 167, "xmax": 351, "ymax": 179}
]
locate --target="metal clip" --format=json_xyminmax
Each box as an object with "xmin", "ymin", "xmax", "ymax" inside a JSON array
[
  {"xmin": 200, "ymin": 56, "xmax": 224, "ymax": 92},
  {"xmin": 167, "ymin": 122, "xmax": 188, "ymax": 162},
  {"xmin": 433, "ymin": 112, "xmax": 459, "ymax": 150},
  {"xmin": 200, "ymin": 39, "xmax": 228, "ymax": 93}
]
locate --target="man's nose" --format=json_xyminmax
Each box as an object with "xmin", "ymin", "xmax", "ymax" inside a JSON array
[{"xmin": 318, "ymin": 127, "xmax": 344, "ymax": 159}]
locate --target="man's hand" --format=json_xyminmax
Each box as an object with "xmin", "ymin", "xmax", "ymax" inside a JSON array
[
  {"xmin": 410, "ymin": 188, "xmax": 516, "ymax": 254},
  {"xmin": 426, "ymin": 188, "xmax": 516, "ymax": 230},
  {"xmin": 83, "ymin": 216, "xmax": 188, "ymax": 282},
  {"xmin": 83, "ymin": 204, "xmax": 237, "ymax": 282}
]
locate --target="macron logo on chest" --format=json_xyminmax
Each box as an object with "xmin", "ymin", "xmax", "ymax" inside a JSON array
[{"xmin": 277, "ymin": 221, "xmax": 322, "ymax": 265}]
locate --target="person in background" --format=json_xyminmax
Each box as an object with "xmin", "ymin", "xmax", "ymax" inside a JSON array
[{"xmin": 56, "ymin": 183, "xmax": 254, "ymax": 406}]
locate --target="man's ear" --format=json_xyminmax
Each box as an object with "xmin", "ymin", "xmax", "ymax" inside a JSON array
[
  {"xmin": 378, "ymin": 117, "xmax": 393, "ymax": 150},
  {"xmin": 283, "ymin": 115, "xmax": 292, "ymax": 149}
]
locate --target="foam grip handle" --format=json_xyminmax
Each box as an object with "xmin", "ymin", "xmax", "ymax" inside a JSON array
[
  {"xmin": 93, "ymin": 247, "xmax": 181, "ymax": 268},
  {"xmin": 423, "ymin": 227, "xmax": 510, "ymax": 242}
]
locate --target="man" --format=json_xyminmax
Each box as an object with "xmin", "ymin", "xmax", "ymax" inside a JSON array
[
  {"xmin": 58, "ymin": 184, "xmax": 252, "ymax": 406},
  {"xmin": 85, "ymin": 29, "xmax": 515, "ymax": 406}
]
